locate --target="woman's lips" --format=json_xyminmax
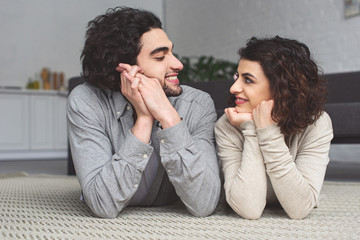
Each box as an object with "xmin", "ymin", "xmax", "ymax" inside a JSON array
[{"xmin": 235, "ymin": 97, "xmax": 248, "ymax": 104}]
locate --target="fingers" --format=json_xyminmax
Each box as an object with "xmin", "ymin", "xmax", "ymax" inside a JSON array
[
  {"xmin": 253, "ymin": 100, "xmax": 274, "ymax": 116},
  {"xmin": 225, "ymin": 107, "xmax": 253, "ymax": 127},
  {"xmin": 116, "ymin": 63, "xmax": 144, "ymax": 74},
  {"xmin": 131, "ymin": 77, "xmax": 141, "ymax": 88},
  {"xmin": 252, "ymin": 100, "xmax": 275, "ymax": 128}
]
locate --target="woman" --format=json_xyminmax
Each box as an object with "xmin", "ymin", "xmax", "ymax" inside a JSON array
[{"xmin": 214, "ymin": 36, "xmax": 333, "ymax": 220}]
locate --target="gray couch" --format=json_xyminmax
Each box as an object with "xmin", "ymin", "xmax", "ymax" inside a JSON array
[{"xmin": 324, "ymin": 71, "xmax": 360, "ymax": 143}]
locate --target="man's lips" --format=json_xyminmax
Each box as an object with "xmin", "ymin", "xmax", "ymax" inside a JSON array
[
  {"xmin": 235, "ymin": 97, "xmax": 248, "ymax": 104},
  {"xmin": 165, "ymin": 74, "xmax": 179, "ymax": 84}
]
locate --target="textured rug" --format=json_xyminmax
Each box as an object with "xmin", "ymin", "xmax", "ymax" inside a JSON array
[{"xmin": 0, "ymin": 173, "xmax": 359, "ymax": 240}]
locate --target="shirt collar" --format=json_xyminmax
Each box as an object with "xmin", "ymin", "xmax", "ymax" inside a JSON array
[{"xmin": 109, "ymin": 90, "xmax": 132, "ymax": 120}]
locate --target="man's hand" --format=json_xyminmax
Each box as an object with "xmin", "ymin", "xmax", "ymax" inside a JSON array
[
  {"xmin": 252, "ymin": 100, "xmax": 275, "ymax": 129},
  {"xmin": 225, "ymin": 107, "xmax": 253, "ymax": 127},
  {"xmin": 116, "ymin": 63, "xmax": 154, "ymax": 143},
  {"xmin": 136, "ymin": 75, "xmax": 181, "ymax": 129},
  {"xmin": 116, "ymin": 64, "xmax": 153, "ymax": 119}
]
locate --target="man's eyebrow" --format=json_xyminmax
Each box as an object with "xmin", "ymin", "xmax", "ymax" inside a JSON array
[{"xmin": 150, "ymin": 44, "xmax": 174, "ymax": 55}]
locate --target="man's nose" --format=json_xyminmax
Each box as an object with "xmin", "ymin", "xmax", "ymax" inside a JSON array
[{"xmin": 171, "ymin": 54, "xmax": 183, "ymax": 71}]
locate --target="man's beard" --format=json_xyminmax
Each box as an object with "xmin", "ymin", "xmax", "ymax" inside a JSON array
[{"xmin": 163, "ymin": 82, "xmax": 183, "ymax": 97}]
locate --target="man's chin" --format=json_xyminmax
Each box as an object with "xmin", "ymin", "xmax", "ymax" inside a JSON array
[{"xmin": 164, "ymin": 85, "xmax": 183, "ymax": 97}]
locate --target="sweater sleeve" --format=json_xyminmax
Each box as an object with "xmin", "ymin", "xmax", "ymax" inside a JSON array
[
  {"xmin": 215, "ymin": 115, "xmax": 267, "ymax": 219},
  {"xmin": 67, "ymin": 87, "xmax": 153, "ymax": 218},
  {"xmin": 257, "ymin": 112, "xmax": 333, "ymax": 219}
]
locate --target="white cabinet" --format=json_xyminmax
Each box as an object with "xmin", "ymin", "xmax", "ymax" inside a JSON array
[
  {"xmin": 53, "ymin": 96, "xmax": 68, "ymax": 150},
  {"xmin": 0, "ymin": 94, "xmax": 30, "ymax": 150},
  {"xmin": 30, "ymin": 95, "xmax": 54, "ymax": 150},
  {"xmin": 0, "ymin": 90, "xmax": 67, "ymax": 160}
]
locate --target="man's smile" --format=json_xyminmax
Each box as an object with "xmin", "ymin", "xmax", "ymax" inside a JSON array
[{"xmin": 165, "ymin": 74, "xmax": 179, "ymax": 84}]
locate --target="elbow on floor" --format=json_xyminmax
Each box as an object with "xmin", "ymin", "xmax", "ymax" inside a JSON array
[
  {"xmin": 286, "ymin": 207, "xmax": 312, "ymax": 220},
  {"xmin": 189, "ymin": 205, "xmax": 216, "ymax": 217},
  {"xmin": 89, "ymin": 205, "xmax": 119, "ymax": 219},
  {"xmin": 230, "ymin": 200, "xmax": 265, "ymax": 220},
  {"xmin": 239, "ymin": 210, "xmax": 263, "ymax": 220},
  {"xmin": 85, "ymin": 196, "xmax": 120, "ymax": 219}
]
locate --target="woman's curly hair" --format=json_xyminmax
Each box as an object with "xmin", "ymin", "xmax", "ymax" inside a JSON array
[
  {"xmin": 231, "ymin": 36, "xmax": 328, "ymax": 136},
  {"xmin": 81, "ymin": 7, "xmax": 162, "ymax": 91}
]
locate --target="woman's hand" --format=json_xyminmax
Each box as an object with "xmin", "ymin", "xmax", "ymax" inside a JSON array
[
  {"xmin": 225, "ymin": 107, "xmax": 253, "ymax": 127},
  {"xmin": 252, "ymin": 100, "xmax": 275, "ymax": 129}
]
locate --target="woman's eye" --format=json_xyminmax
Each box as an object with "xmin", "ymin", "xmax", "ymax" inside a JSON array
[
  {"xmin": 233, "ymin": 72, "xmax": 239, "ymax": 81},
  {"xmin": 244, "ymin": 77, "xmax": 253, "ymax": 83}
]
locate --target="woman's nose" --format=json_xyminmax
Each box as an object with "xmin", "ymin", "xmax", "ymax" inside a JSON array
[{"xmin": 230, "ymin": 80, "xmax": 242, "ymax": 94}]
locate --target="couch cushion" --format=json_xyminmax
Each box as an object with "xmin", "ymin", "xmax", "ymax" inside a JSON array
[
  {"xmin": 325, "ymin": 102, "xmax": 360, "ymax": 142},
  {"xmin": 326, "ymin": 71, "xmax": 360, "ymax": 103}
]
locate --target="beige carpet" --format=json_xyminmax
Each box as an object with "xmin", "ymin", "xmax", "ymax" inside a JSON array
[{"xmin": 0, "ymin": 173, "xmax": 359, "ymax": 240}]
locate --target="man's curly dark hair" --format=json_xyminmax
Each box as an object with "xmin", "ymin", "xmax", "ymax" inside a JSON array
[
  {"xmin": 81, "ymin": 7, "xmax": 162, "ymax": 91},
  {"xmin": 230, "ymin": 36, "xmax": 328, "ymax": 136}
]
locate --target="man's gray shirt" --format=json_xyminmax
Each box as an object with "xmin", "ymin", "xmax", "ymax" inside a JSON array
[{"xmin": 67, "ymin": 83, "xmax": 220, "ymax": 218}]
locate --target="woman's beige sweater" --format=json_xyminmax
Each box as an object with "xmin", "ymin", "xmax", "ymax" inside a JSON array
[{"xmin": 214, "ymin": 112, "xmax": 333, "ymax": 219}]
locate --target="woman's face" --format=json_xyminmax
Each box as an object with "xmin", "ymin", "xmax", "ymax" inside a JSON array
[{"xmin": 230, "ymin": 59, "xmax": 272, "ymax": 113}]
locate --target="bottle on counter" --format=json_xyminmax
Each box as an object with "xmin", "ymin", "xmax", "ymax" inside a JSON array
[
  {"xmin": 33, "ymin": 73, "xmax": 40, "ymax": 90},
  {"xmin": 41, "ymin": 68, "xmax": 51, "ymax": 90},
  {"xmin": 59, "ymin": 72, "xmax": 66, "ymax": 91},
  {"xmin": 26, "ymin": 78, "xmax": 34, "ymax": 89},
  {"xmin": 53, "ymin": 72, "xmax": 58, "ymax": 90}
]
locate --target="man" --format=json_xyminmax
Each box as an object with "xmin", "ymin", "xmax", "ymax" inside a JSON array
[{"xmin": 67, "ymin": 7, "xmax": 220, "ymax": 218}]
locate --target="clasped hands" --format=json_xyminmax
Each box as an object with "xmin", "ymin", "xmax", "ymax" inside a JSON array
[
  {"xmin": 225, "ymin": 100, "xmax": 276, "ymax": 129},
  {"xmin": 116, "ymin": 63, "xmax": 181, "ymax": 130}
]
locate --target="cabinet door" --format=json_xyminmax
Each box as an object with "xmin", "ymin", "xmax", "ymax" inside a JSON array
[
  {"xmin": 30, "ymin": 95, "xmax": 54, "ymax": 150},
  {"xmin": 0, "ymin": 94, "xmax": 30, "ymax": 150},
  {"xmin": 53, "ymin": 96, "xmax": 67, "ymax": 149}
]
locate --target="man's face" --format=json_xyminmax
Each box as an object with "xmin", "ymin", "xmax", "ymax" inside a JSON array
[{"xmin": 136, "ymin": 28, "xmax": 184, "ymax": 96}]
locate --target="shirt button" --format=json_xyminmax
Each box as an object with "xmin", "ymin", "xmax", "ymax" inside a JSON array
[
  {"xmin": 160, "ymin": 139, "xmax": 165, "ymax": 144},
  {"xmin": 126, "ymin": 105, "xmax": 131, "ymax": 111},
  {"xmin": 143, "ymin": 154, "xmax": 148, "ymax": 159},
  {"xmin": 134, "ymin": 184, "xmax": 138, "ymax": 188},
  {"xmin": 167, "ymin": 169, "xmax": 172, "ymax": 173},
  {"xmin": 116, "ymin": 111, "xmax": 121, "ymax": 115}
]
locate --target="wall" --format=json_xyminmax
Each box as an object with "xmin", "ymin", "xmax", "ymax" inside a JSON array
[
  {"xmin": 0, "ymin": 0, "xmax": 163, "ymax": 88},
  {"xmin": 164, "ymin": 0, "xmax": 360, "ymax": 164},
  {"xmin": 165, "ymin": 0, "xmax": 360, "ymax": 74}
]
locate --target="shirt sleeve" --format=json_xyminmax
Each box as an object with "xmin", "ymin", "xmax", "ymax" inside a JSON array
[
  {"xmin": 214, "ymin": 116, "xmax": 267, "ymax": 219},
  {"xmin": 257, "ymin": 112, "xmax": 333, "ymax": 219},
  {"xmin": 67, "ymin": 89, "xmax": 153, "ymax": 218},
  {"xmin": 157, "ymin": 93, "xmax": 221, "ymax": 217}
]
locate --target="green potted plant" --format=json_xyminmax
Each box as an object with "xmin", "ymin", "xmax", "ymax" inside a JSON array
[
  {"xmin": 175, "ymin": 55, "xmax": 237, "ymax": 83},
  {"xmin": 175, "ymin": 54, "xmax": 237, "ymax": 117}
]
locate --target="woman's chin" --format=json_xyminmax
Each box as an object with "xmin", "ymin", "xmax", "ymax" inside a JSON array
[{"xmin": 235, "ymin": 106, "xmax": 251, "ymax": 113}]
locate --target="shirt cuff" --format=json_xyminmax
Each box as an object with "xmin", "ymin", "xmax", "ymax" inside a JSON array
[
  {"xmin": 117, "ymin": 129, "xmax": 154, "ymax": 171},
  {"xmin": 156, "ymin": 120, "xmax": 192, "ymax": 155}
]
